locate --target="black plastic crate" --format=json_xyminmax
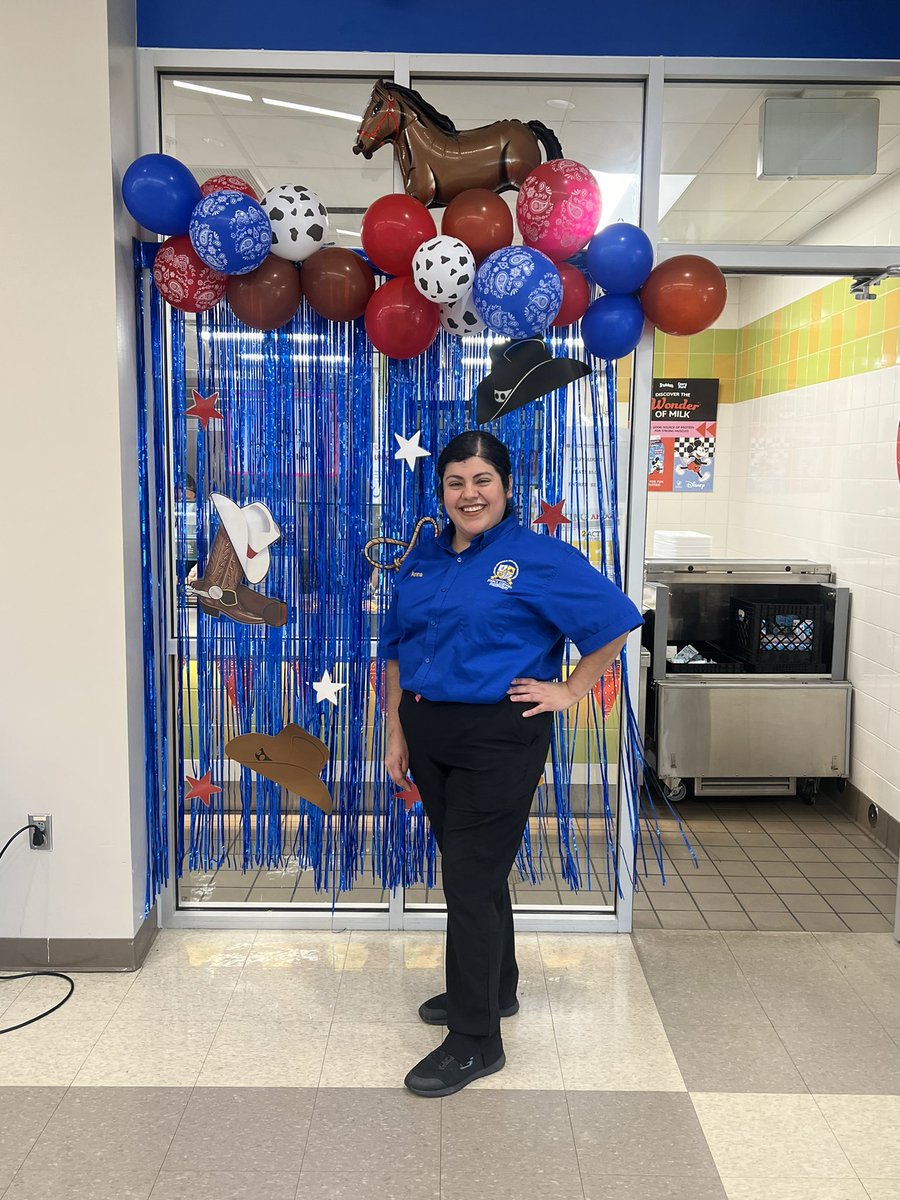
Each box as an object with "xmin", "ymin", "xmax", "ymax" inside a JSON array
[
  {"xmin": 730, "ymin": 598, "xmax": 825, "ymax": 672},
  {"xmin": 666, "ymin": 641, "xmax": 746, "ymax": 674}
]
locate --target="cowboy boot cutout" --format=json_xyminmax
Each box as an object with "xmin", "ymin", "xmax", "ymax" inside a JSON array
[{"xmin": 191, "ymin": 531, "xmax": 287, "ymax": 627}]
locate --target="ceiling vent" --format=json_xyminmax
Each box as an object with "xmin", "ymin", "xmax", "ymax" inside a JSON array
[{"xmin": 758, "ymin": 97, "xmax": 879, "ymax": 179}]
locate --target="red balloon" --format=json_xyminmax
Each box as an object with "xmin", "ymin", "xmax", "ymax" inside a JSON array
[
  {"xmin": 152, "ymin": 234, "xmax": 227, "ymax": 313},
  {"xmin": 442, "ymin": 189, "xmax": 514, "ymax": 265},
  {"xmin": 365, "ymin": 277, "xmax": 440, "ymax": 360},
  {"xmin": 551, "ymin": 263, "xmax": 591, "ymax": 328},
  {"xmin": 361, "ymin": 194, "xmax": 436, "ymax": 277},
  {"xmin": 301, "ymin": 247, "xmax": 375, "ymax": 321},
  {"xmin": 226, "ymin": 255, "xmax": 302, "ymax": 331},
  {"xmin": 201, "ymin": 174, "xmax": 259, "ymax": 200},
  {"xmin": 639, "ymin": 255, "xmax": 727, "ymax": 336}
]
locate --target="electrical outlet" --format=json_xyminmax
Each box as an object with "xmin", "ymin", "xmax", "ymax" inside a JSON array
[{"xmin": 28, "ymin": 814, "xmax": 52, "ymax": 850}]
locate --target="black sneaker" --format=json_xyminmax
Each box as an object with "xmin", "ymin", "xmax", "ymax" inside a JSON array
[
  {"xmin": 418, "ymin": 992, "xmax": 519, "ymax": 1026},
  {"xmin": 404, "ymin": 1046, "xmax": 506, "ymax": 1097}
]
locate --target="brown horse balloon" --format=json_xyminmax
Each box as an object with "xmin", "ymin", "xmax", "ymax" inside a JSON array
[{"xmin": 353, "ymin": 80, "xmax": 563, "ymax": 208}]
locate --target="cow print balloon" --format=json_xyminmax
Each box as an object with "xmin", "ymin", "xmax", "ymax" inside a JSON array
[
  {"xmin": 412, "ymin": 235, "xmax": 475, "ymax": 304},
  {"xmin": 439, "ymin": 290, "xmax": 486, "ymax": 338},
  {"xmin": 261, "ymin": 183, "xmax": 330, "ymax": 263}
]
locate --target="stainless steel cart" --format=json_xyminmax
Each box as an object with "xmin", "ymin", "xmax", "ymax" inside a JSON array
[{"xmin": 643, "ymin": 559, "xmax": 852, "ymax": 803}]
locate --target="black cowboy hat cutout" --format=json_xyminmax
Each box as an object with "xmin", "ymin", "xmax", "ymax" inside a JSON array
[{"xmin": 475, "ymin": 338, "xmax": 591, "ymax": 424}]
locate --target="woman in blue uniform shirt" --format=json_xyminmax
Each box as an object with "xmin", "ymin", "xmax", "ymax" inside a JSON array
[{"xmin": 381, "ymin": 430, "xmax": 642, "ymax": 1097}]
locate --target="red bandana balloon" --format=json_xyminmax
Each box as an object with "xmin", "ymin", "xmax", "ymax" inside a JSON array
[
  {"xmin": 516, "ymin": 160, "xmax": 601, "ymax": 263},
  {"xmin": 152, "ymin": 234, "xmax": 227, "ymax": 313}
]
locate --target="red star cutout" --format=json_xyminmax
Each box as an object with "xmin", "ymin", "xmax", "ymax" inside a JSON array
[
  {"xmin": 185, "ymin": 389, "xmax": 223, "ymax": 431},
  {"xmin": 185, "ymin": 771, "xmax": 222, "ymax": 808},
  {"xmin": 533, "ymin": 499, "xmax": 571, "ymax": 536},
  {"xmin": 396, "ymin": 781, "xmax": 422, "ymax": 812}
]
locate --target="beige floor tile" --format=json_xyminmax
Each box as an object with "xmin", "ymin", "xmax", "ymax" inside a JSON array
[
  {"xmin": 196, "ymin": 1013, "xmax": 330, "ymax": 1086},
  {"xmin": 115, "ymin": 969, "xmax": 238, "ymax": 1021},
  {"xmin": 862, "ymin": 1182, "xmax": 900, "ymax": 1200},
  {"xmin": 1, "ymin": 973, "xmax": 135, "ymax": 1025},
  {"xmin": 73, "ymin": 1014, "xmax": 222, "ymax": 1086},
  {"xmin": 476, "ymin": 1012, "xmax": 564, "ymax": 1090},
  {"xmin": 720, "ymin": 1176, "xmax": 869, "ymax": 1199},
  {"xmin": 332, "ymin": 964, "xmax": 447, "ymax": 1026},
  {"xmin": 225, "ymin": 967, "xmax": 341, "ymax": 1023},
  {"xmin": 554, "ymin": 1009, "xmax": 685, "ymax": 1091},
  {"xmin": 141, "ymin": 930, "xmax": 256, "ymax": 972},
  {"xmin": 0, "ymin": 1012, "xmax": 111, "ymax": 1085},
  {"xmin": 814, "ymin": 1096, "xmax": 900, "ymax": 1181},
  {"xmin": 319, "ymin": 1021, "xmax": 440, "ymax": 1088},
  {"xmin": 247, "ymin": 929, "xmax": 350, "ymax": 971},
  {"xmin": 692, "ymin": 1094, "xmax": 857, "ymax": 1180}
]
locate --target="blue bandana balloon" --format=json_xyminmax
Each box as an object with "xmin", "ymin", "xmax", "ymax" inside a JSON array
[
  {"xmin": 189, "ymin": 192, "xmax": 272, "ymax": 275},
  {"xmin": 473, "ymin": 246, "xmax": 562, "ymax": 338}
]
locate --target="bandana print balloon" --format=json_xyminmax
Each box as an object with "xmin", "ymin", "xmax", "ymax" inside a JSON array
[
  {"xmin": 516, "ymin": 160, "xmax": 601, "ymax": 263},
  {"xmin": 152, "ymin": 234, "xmax": 227, "ymax": 313},
  {"xmin": 189, "ymin": 192, "xmax": 272, "ymax": 275},
  {"xmin": 473, "ymin": 245, "xmax": 562, "ymax": 338}
]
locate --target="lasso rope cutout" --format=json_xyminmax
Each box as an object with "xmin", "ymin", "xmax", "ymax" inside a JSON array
[{"xmin": 363, "ymin": 517, "xmax": 441, "ymax": 587}]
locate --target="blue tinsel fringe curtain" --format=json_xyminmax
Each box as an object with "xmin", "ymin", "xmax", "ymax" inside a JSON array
[{"xmin": 134, "ymin": 244, "xmax": 691, "ymax": 910}]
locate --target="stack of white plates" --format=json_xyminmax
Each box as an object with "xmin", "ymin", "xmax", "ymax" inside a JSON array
[{"xmin": 652, "ymin": 530, "xmax": 713, "ymax": 559}]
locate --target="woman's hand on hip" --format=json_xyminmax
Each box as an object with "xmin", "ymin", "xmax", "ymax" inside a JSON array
[
  {"xmin": 508, "ymin": 678, "xmax": 576, "ymax": 717},
  {"xmin": 385, "ymin": 726, "xmax": 410, "ymax": 787}
]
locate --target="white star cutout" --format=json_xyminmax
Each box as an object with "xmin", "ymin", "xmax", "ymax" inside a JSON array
[
  {"xmin": 312, "ymin": 669, "xmax": 346, "ymax": 705},
  {"xmin": 394, "ymin": 429, "xmax": 431, "ymax": 472}
]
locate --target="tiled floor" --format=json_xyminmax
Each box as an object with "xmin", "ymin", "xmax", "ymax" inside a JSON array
[
  {"xmin": 177, "ymin": 797, "xmax": 898, "ymax": 934},
  {"xmin": 3, "ymin": 926, "xmax": 900, "ymax": 1199}
]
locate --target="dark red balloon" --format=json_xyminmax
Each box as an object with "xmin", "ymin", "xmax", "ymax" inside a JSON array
[
  {"xmin": 442, "ymin": 188, "xmax": 514, "ymax": 265},
  {"xmin": 301, "ymin": 247, "xmax": 375, "ymax": 322},
  {"xmin": 226, "ymin": 255, "xmax": 302, "ymax": 331},
  {"xmin": 639, "ymin": 255, "xmax": 727, "ymax": 336},
  {"xmin": 365, "ymin": 277, "xmax": 440, "ymax": 360},
  {"xmin": 551, "ymin": 263, "xmax": 591, "ymax": 328},
  {"xmin": 361, "ymin": 194, "xmax": 436, "ymax": 277},
  {"xmin": 152, "ymin": 234, "xmax": 227, "ymax": 313}
]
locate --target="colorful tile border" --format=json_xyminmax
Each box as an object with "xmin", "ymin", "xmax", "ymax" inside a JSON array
[{"xmin": 653, "ymin": 278, "xmax": 900, "ymax": 404}]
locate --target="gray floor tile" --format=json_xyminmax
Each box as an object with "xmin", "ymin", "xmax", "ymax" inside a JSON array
[
  {"xmin": 568, "ymin": 1091, "xmax": 720, "ymax": 1176},
  {"xmin": 763, "ymin": 876, "xmax": 817, "ymax": 893},
  {"xmin": 683, "ymin": 876, "xmax": 731, "ymax": 893},
  {"xmin": 756, "ymin": 862, "xmax": 806, "ymax": 879},
  {"xmin": 799, "ymin": 864, "xmax": 848, "ymax": 879},
  {"xmin": 843, "ymin": 862, "xmax": 896, "ymax": 879},
  {"xmin": 23, "ymin": 1088, "xmax": 189, "ymax": 1175},
  {"xmin": 743, "ymin": 847, "xmax": 793, "ymax": 863},
  {"xmin": 151, "ymin": 1172, "xmax": 298, "ymax": 1200},
  {"xmin": 722, "ymin": 876, "xmax": 773, "ymax": 894},
  {"xmin": 658, "ymin": 911, "xmax": 709, "ymax": 930},
  {"xmin": 705, "ymin": 847, "xmax": 750, "ymax": 862},
  {"xmin": 652, "ymin": 891, "xmax": 703, "ymax": 911},
  {"xmin": 785, "ymin": 847, "xmax": 831, "ymax": 863},
  {"xmin": 819, "ymin": 877, "xmax": 866, "ymax": 895},
  {"xmin": 633, "ymin": 910, "xmax": 662, "ymax": 929},
  {"xmin": 748, "ymin": 912, "xmax": 803, "ymax": 931},
  {"xmin": 3, "ymin": 1168, "xmax": 158, "ymax": 1199},
  {"xmin": 164, "ymin": 1089, "xmax": 315, "ymax": 1174},
  {"xmin": 768, "ymin": 833, "xmax": 815, "ymax": 847},
  {"xmin": 850, "ymin": 875, "xmax": 897, "ymax": 894},
  {"xmin": 824, "ymin": 895, "xmax": 880, "ymax": 914},
  {"xmin": 691, "ymin": 894, "xmax": 743, "ymax": 913},
  {"xmin": 297, "ymin": 1089, "xmax": 439, "ymax": 1199},
  {"xmin": 581, "ymin": 1176, "xmax": 727, "ymax": 1200},
  {"xmin": 442, "ymin": 1091, "xmax": 583, "ymax": 1200},
  {"xmin": 786, "ymin": 894, "xmax": 835, "ymax": 912},
  {"xmin": 0, "ymin": 1088, "xmax": 65, "ymax": 1192},
  {"xmin": 632, "ymin": 932, "xmax": 806, "ymax": 1093},
  {"xmin": 714, "ymin": 860, "xmax": 762, "ymax": 877},
  {"xmin": 735, "ymin": 894, "xmax": 789, "ymax": 913},
  {"xmin": 794, "ymin": 912, "xmax": 851, "ymax": 932},
  {"xmin": 702, "ymin": 912, "xmax": 756, "ymax": 931},
  {"xmin": 863, "ymin": 848, "xmax": 898, "ymax": 863},
  {"xmin": 814, "ymin": 934, "xmax": 900, "ymax": 1042},
  {"xmin": 840, "ymin": 914, "xmax": 893, "ymax": 932},
  {"xmin": 723, "ymin": 932, "xmax": 900, "ymax": 1091}
]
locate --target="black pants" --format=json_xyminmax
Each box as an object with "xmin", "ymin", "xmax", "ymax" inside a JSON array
[{"xmin": 399, "ymin": 691, "xmax": 553, "ymax": 1060}]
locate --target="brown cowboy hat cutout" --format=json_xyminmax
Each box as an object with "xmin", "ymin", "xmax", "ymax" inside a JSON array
[{"xmin": 225, "ymin": 724, "xmax": 332, "ymax": 815}]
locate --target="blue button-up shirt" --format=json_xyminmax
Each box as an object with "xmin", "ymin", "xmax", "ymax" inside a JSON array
[{"xmin": 379, "ymin": 515, "xmax": 642, "ymax": 703}]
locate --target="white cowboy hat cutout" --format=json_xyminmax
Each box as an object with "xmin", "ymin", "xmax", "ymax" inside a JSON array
[{"xmin": 210, "ymin": 493, "xmax": 281, "ymax": 584}]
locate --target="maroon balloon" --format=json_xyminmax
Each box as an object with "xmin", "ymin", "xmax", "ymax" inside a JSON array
[
  {"xmin": 365, "ymin": 277, "xmax": 440, "ymax": 360},
  {"xmin": 226, "ymin": 255, "xmax": 302, "ymax": 331},
  {"xmin": 551, "ymin": 263, "xmax": 591, "ymax": 328},
  {"xmin": 639, "ymin": 255, "xmax": 727, "ymax": 336},
  {"xmin": 442, "ymin": 188, "xmax": 514, "ymax": 265},
  {"xmin": 301, "ymin": 247, "xmax": 375, "ymax": 321}
]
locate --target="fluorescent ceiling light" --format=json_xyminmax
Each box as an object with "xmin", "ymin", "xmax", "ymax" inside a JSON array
[
  {"xmin": 262, "ymin": 98, "xmax": 361, "ymax": 122},
  {"xmin": 172, "ymin": 80, "xmax": 253, "ymax": 102},
  {"xmin": 336, "ymin": 228, "xmax": 362, "ymax": 238}
]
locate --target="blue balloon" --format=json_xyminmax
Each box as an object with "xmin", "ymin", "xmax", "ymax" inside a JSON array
[
  {"xmin": 473, "ymin": 246, "xmax": 562, "ymax": 338},
  {"xmin": 580, "ymin": 294, "xmax": 645, "ymax": 360},
  {"xmin": 121, "ymin": 154, "xmax": 201, "ymax": 236},
  {"xmin": 189, "ymin": 193, "xmax": 272, "ymax": 276},
  {"xmin": 586, "ymin": 223, "xmax": 653, "ymax": 295}
]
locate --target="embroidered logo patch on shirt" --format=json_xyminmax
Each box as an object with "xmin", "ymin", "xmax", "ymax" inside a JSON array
[{"xmin": 487, "ymin": 559, "xmax": 519, "ymax": 591}]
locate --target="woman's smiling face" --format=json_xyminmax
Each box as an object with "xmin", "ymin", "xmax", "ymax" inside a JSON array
[{"xmin": 441, "ymin": 456, "xmax": 512, "ymax": 547}]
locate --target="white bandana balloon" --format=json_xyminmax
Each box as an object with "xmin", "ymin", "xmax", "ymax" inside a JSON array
[
  {"xmin": 412, "ymin": 235, "xmax": 476, "ymax": 304},
  {"xmin": 261, "ymin": 184, "xmax": 330, "ymax": 263}
]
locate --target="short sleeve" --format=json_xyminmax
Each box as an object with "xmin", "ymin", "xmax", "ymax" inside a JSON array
[
  {"xmin": 378, "ymin": 590, "xmax": 401, "ymax": 658},
  {"xmin": 545, "ymin": 547, "xmax": 643, "ymax": 654}
]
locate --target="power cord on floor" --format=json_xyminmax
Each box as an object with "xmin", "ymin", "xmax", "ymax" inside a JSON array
[{"xmin": 0, "ymin": 824, "xmax": 75, "ymax": 1034}]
